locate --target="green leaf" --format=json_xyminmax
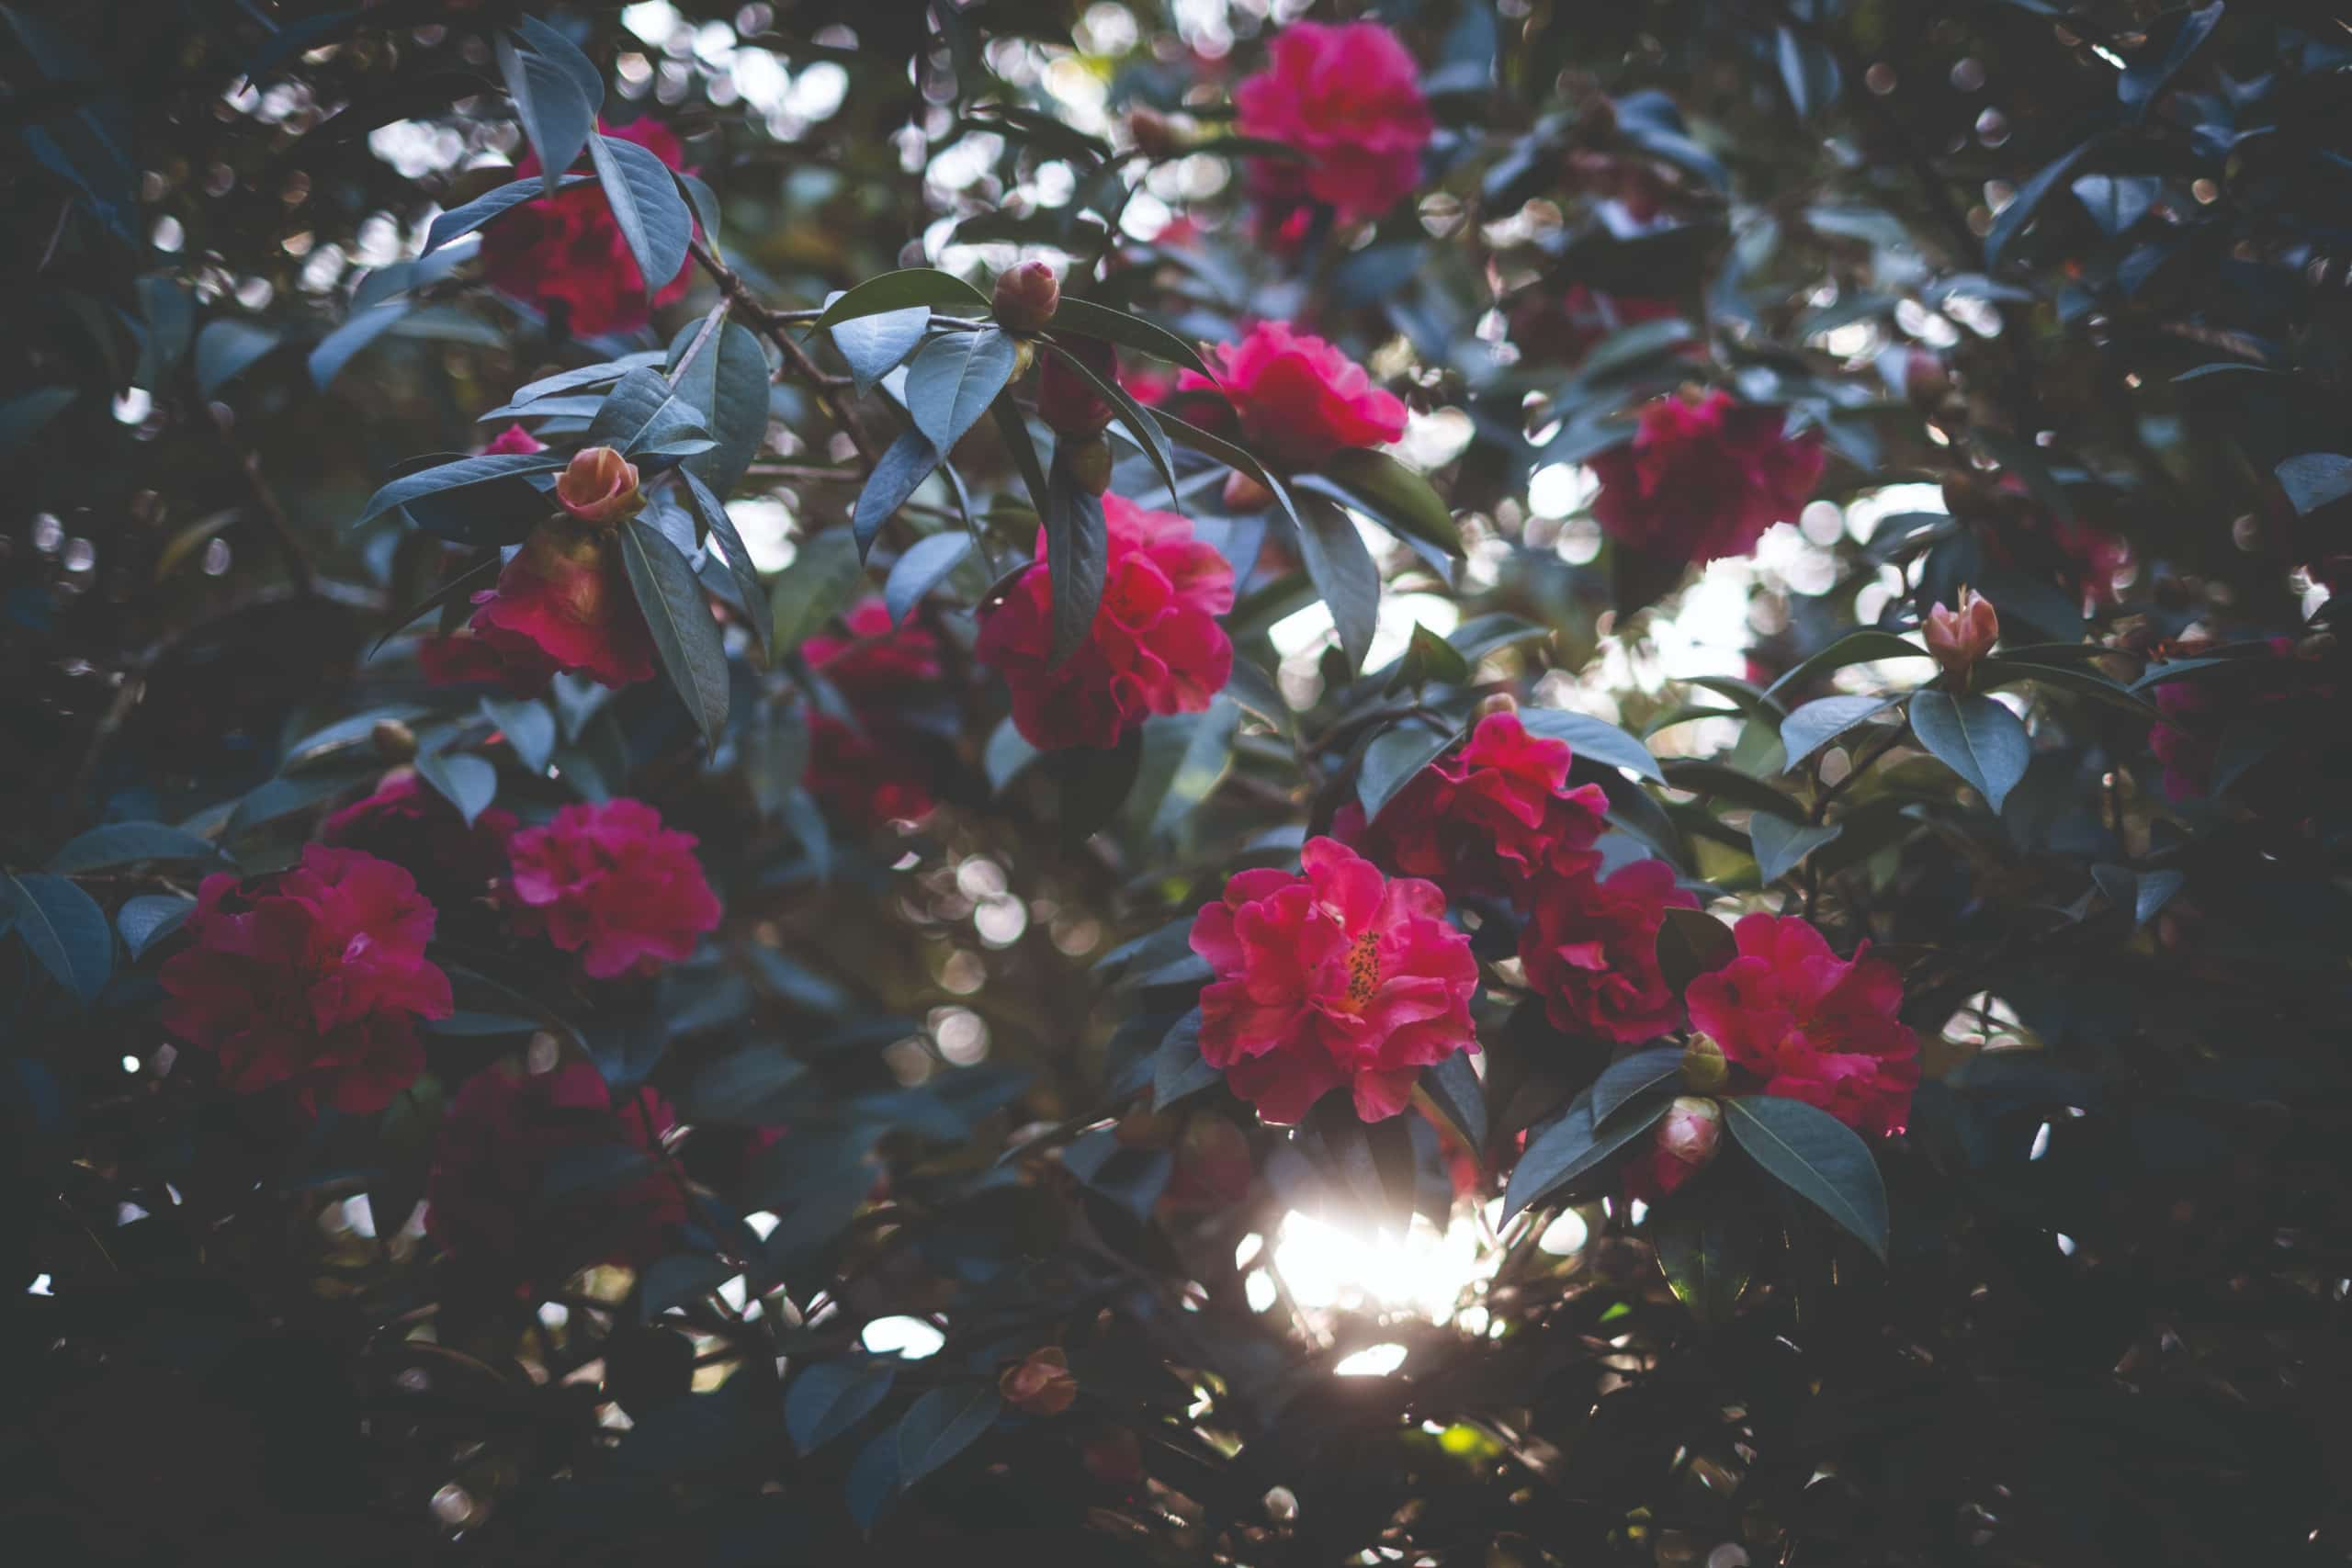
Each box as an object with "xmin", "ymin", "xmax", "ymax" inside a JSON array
[
  {"xmin": 117, "ymin": 894, "xmax": 195, "ymax": 961},
  {"xmin": 512, "ymin": 14, "xmax": 605, "ymax": 117},
  {"xmin": 894, "ymin": 1384, "xmax": 1002, "ymax": 1491},
  {"xmin": 1774, "ymin": 24, "xmax": 1840, "ymax": 119},
  {"xmin": 1722, "ymin": 1095, "xmax": 1888, "ymax": 1260},
  {"xmin": 1357, "ymin": 717, "xmax": 1460, "ymax": 823},
  {"xmin": 621, "ymin": 518, "xmax": 731, "ymax": 752},
  {"xmin": 424, "ymin": 174, "xmax": 594, "ymax": 254},
  {"xmin": 1039, "ymin": 337, "xmax": 1181, "ymax": 508},
  {"xmin": 1781, "ymin": 694, "xmax": 1904, "ymax": 770},
  {"xmin": 497, "ymin": 32, "xmax": 595, "ymax": 197},
  {"xmin": 1591, "ymin": 1046, "xmax": 1687, "ymax": 1125},
  {"xmin": 1057, "ymin": 728, "xmax": 1142, "ymax": 846},
  {"xmin": 984, "ymin": 717, "xmax": 1040, "ymax": 794},
  {"xmin": 195, "ymin": 320, "xmax": 281, "ymax": 397},
  {"xmin": 681, "ymin": 1043, "xmax": 808, "ymax": 1123},
  {"xmin": 905, "ymin": 327, "xmax": 1019, "ymax": 456},
  {"xmin": 1908, "ymin": 690, "xmax": 2029, "ymax": 812},
  {"xmin": 1650, "ymin": 1195, "xmax": 1753, "ymax": 1325},
  {"xmin": 853, "ymin": 428, "xmax": 942, "ymax": 559},
  {"xmin": 1046, "ymin": 296, "xmax": 1213, "ymax": 378},
  {"xmin": 673, "ymin": 320, "xmax": 773, "ymax": 494},
  {"xmin": 355, "ymin": 451, "xmax": 568, "ymax": 527},
  {"xmin": 307, "ymin": 302, "xmax": 412, "ymax": 389},
  {"xmin": 0, "ymin": 386, "xmax": 76, "ymax": 459},
  {"xmin": 2091, "ymin": 864, "xmax": 2186, "ymax": 928},
  {"xmin": 768, "ymin": 527, "xmax": 865, "ymax": 655},
  {"xmin": 812, "ymin": 269, "xmax": 990, "ymax": 332},
  {"xmin": 1655, "ymin": 907, "xmax": 1735, "ymax": 998},
  {"xmin": 1157, "ymin": 410, "xmax": 1304, "ymax": 535},
  {"xmin": 1385, "ymin": 622, "xmax": 1472, "ymax": 693},
  {"xmin": 415, "ymin": 750, "xmax": 498, "ymax": 829},
  {"xmin": 589, "ymin": 366, "xmax": 708, "ymax": 455},
  {"xmin": 883, "ymin": 532, "xmax": 972, "ymax": 626},
  {"xmin": 1518, "ymin": 709, "xmax": 1665, "ymax": 783},
  {"xmin": 1749, "ymin": 815, "xmax": 1842, "ymax": 884},
  {"xmin": 830, "ymin": 306, "xmax": 929, "ymax": 397},
  {"xmin": 589, "ymin": 132, "xmax": 695, "ymax": 301},
  {"xmin": 1415, "ymin": 1052, "xmax": 1487, "ymax": 1165},
  {"xmin": 1307, "ymin": 447, "xmax": 1463, "ymax": 557},
  {"xmin": 1295, "ymin": 492, "xmax": 1381, "ymax": 674},
  {"xmin": 1764, "ymin": 629, "xmax": 1930, "ymax": 703},
  {"xmin": 481, "ymin": 696, "xmax": 557, "ymax": 773},
  {"xmin": 1984, "ymin": 137, "xmax": 2099, "ymax": 269},
  {"xmin": 49, "ymin": 822, "xmax": 221, "ymax": 874},
  {"xmin": 1045, "ymin": 452, "xmax": 1109, "ymax": 663},
  {"xmin": 678, "ymin": 468, "xmax": 774, "ymax": 657},
  {"xmin": 6, "ymin": 873, "xmax": 113, "ymax": 1005},
  {"xmin": 1502, "ymin": 1090, "xmax": 1672, "ymax": 1221},
  {"xmin": 1147, "ymin": 700, "xmax": 1240, "ymax": 833},
  {"xmin": 989, "ymin": 397, "xmax": 1051, "ymax": 517},
  {"xmin": 1154, "ymin": 1009, "xmax": 1219, "ymax": 1111},
  {"xmin": 786, "ymin": 1359, "xmax": 898, "ymax": 1455},
  {"xmin": 2276, "ymin": 454, "xmax": 2352, "ymax": 516}
]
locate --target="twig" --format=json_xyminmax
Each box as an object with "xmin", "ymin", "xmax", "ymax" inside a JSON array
[
  {"xmin": 684, "ymin": 235, "xmax": 877, "ymax": 466},
  {"xmin": 207, "ymin": 403, "xmax": 316, "ymax": 596},
  {"xmin": 668, "ymin": 296, "xmax": 731, "ymax": 384}
]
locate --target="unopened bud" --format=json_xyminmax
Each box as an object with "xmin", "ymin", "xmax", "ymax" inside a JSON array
[
  {"xmin": 371, "ymin": 721, "xmax": 418, "ymax": 762},
  {"xmin": 554, "ymin": 446, "xmax": 642, "ymax": 525},
  {"xmin": 992, "ymin": 260, "xmax": 1061, "ymax": 335},
  {"xmin": 1128, "ymin": 105, "xmax": 1189, "ymax": 161},
  {"xmin": 1221, "ymin": 470, "xmax": 1275, "ymax": 513},
  {"xmin": 1038, "ymin": 337, "xmax": 1117, "ymax": 436},
  {"xmin": 1655, "ymin": 1097, "xmax": 1723, "ymax": 1176},
  {"xmin": 999, "ymin": 1347, "xmax": 1078, "ymax": 1416},
  {"xmin": 1679, "ymin": 1033, "xmax": 1728, "ymax": 1094},
  {"xmin": 1476, "ymin": 691, "xmax": 1520, "ymax": 720},
  {"xmin": 1924, "ymin": 586, "xmax": 1999, "ymax": 688},
  {"xmin": 1062, "ymin": 434, "xmax": 1114, "ymax": 496}
]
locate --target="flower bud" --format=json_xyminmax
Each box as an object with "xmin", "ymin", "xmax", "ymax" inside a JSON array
[
  {"xmin": 1221, "ymin": 470, "xmax": 1275, "ymax": 513},
  {"xmin": 1902, "ymin": 349, "xmax": 1951, "ymax": 410},
  {"xmin": 1924, "ymin": 586, "xmax": 1998, "ymax": 688},
  {"xmin": 1038, "ymin": 337, "xmax": 1117, "ymax": 436},
  {"xmin": 1127, "ymin": 106, "xmax": 1189, "ymax": 161},
  {"xmin": 554, "ymin": 446, "xmax": 642, "ymax": 525},
  {"xmin": 999, "ymin": 1347, "xmax": 1078, "ymax": 1416},
  {"xmin": 1476, "ymin": 691, "xmax": 1520, "ymax": 720},
  {"xmin": 370, "ymin": 720, "xmax": 419, "ymax": 762},
  {"xmin": 1655, "ymin": 1096, "xmax": 1723, "ymax": 1179},
  {"xmin": 1679, "ymin": 1033, "xmax": 1728, "ymax": 1094},
  {"xmin": 1062, "ymin": 434, "xmax": 1114, "ymax": 497},
  {"xmin": 992, "ymin": 260, "xmax": 1061, "ymax": 335}
]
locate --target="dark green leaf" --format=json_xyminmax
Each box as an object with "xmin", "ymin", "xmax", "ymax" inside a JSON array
[
  {"xmin": 1764, "ymin": 629, "xmax": 1932, "ymax": 702},
  {"xmin": 1040, "ymin": 337, "xmax": 1181, "ymax": 507},
  {"xmin": 1416, "ymin": 1052, "xmax": 1487, "ymax": 1163},
  {"xmin": 49, "ymin": 822, "xmax": 221, "ymax": 874},
  {"xmin": 1908, "ymin": 690, "xmax": 2029, "ymax": 811},
  {"xmin": 883, "ymin": 532, "xmax": 972, "ymax": 626},
  {"xmin": 1774, "ymin": 25, "xmax": 1841, "ymax": 119},
  {"xmin": 195, "ymin": 320, "xmax": 281, "ymax": 396},
  {"xmin": 786, "ymin": 1359, "xmax": 898, "ymax": 1455},
  {"xmin": 769, "ymin": 527, "xmax": 865, "ymax": 656},
  {"xmin": 1157, "ymin": 410, "xmax": 1304, "ymax": 535},
  {"xmin": 1154, "ymin": 1009, "xmax": 1219, "ymax": 1111},
  {"xmin": 6, "ymin": 874, "xmax": 112, "ymax": 1004},
  {"xmin": 1045, "ymin": 453, "xmax": 1109, "ymax": 663},
  {"xmin": 895, "ymin": 1384, "xmax": 1001, "ymax": 1490},
  {"xmin": 414, "ymin": 750, "xmax": 497, "ymax": 829},
  {"xmin": 984, "ymin": 718, "xmax": 1039, "ymax": 794},
  {"xmin": 117, "ymin": 894, "xmax": 195, "ymax": 961},
  {"xmin": 2091, "ymin": 863, "xmax": 2187, "ymax": 927},
  {"xmin": 307, "ymin": 302, "xmax": 411, "ymax": 389},
  {"xmin": 673, "ymin": 321, "xmax": 773, "ymax": 494},
  {"xmin": 1780, "ymin": 694, "xmax": 1904, "ymax": 770},
  {"xmin": 905, "ymin": 326, "xmax": 1018, "ymax": 455},
  {"xmin": 1057, "ymin": 728, "xmax": 1142, "ymax": 846},
  {"xmin": 1650, "ymin": 1196, "xmax": 1753, "ymax": 1325},
  {"xmin": 812, "ymin": 269, "xmax": 990, "ymax": 332},
  {"xmin": 355, "ymin": 451, "xmax": 568, "ymax": 526},
  {"xmin": 1306, "ymin": 447, "xmax": 1462, "ymax": 556},
  {"xmin": 679, "ymin": 469, "xmax": 774, "ymax": 657},
  {"xmin": 1357, "ymin": 718, "xmax": 1461, "ymax": 823},
  {"xmin": 1750, "ymin": 815, "xmax": 1842, "ymax": 884},
  {"xmin": 621, "ymin": 518, "xmax": 731, "ymax": 751},
  {"xmin": 1722, "ymin": 1095, "xmax": 1888, "ymax": 1260},
  {"xmin": 682, "ymin": 1043, "xmax": 808, "ymax": 1123},
  {"xmin": 588, "ymin": 366, "xmax": 707, "ymax": 455},
  {"xmin": 1985, "ymin": 138, "xmax": 2100, "ymax": 269},
  {"xmin": 1295, "ymin": 493, "xmax": 1380, "ymax": 674},
  {"xmin": 2277, "ymin": 454, "xmax": 2352, "ymax": 516},
  {"xmin": 1656, "ymin": 906, "xmax": 1735, "ymax": 998},
  {"xmin": 481, "ymin": 696, "xmax": 557, "ymax": 773},
  {"xmin": 990, "ymin": 397, "xmax": 1051, "ymax": 517},
  {"xmin": 589, "ymin": 132, "xmax": 695, "ymax": 301},
  {"xmin": 853, "ymin": 428, "xmax": 941, "ymax": 558},
  {"xmin": 1518, "ymin": 709, "xmax": 1664, "ymax": 783},
  {"xmin": 2118, "ymin": 2, "xmax": 2223, "ymax": 117},
  {"xmin": 497, "ymin": 33, "xmax": 595, "ymax": 197},
  {"xmin": 424, "ymin": 174, "xmax": 594, "ymax": 254},
  {"xmin": 1592, "ymin": 1046, "xmax": 1687, "ymax": 1125},
  {"xmin": 0, "ymin": 387, "xmax": 75, "ymax": 459},
  {"xmin": 830, "ymin": 306, "xmax": 930, "ymax": 396},
  {"xmin": 1502, "ymin": 1091, "xmax": 1671, "ymax": 1221},
  {"xmin": 512, "ymin": 14, "xmax": 605, "ymax": 116},
  {"xmin": 1046, "ymin": 296, "xmax": 1213, "ymax": 378}
]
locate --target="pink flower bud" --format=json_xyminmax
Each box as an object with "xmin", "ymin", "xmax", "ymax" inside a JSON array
[
  {"xmin": 554, "ymin": 446, "xmax": 642, "ymax": 525},
  {"xmin": 1656, "ymin": 1096, "xmax": 1723, "ymax": 1176},
  {"xmin": 999, "ymin": 1347, "xmax": 1078, "ymax": 1416},
  {"xmin": 992, "ymin": 260, "xmax": 1061, "ymax": 334},
  {"xmin": 1924, "ymin": 587, "xmax": 1999, "ymax": 687}
]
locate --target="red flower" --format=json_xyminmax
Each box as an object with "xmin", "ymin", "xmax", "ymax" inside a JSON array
[
  {"xmin": 1234, "ymin": 21, "xmax": 1432, "ymax": 224},
  {"xmin": 480, "ymin": 423, "xmax": 548, "ymax": 457},
  {"xmin": 503, "ymin": 799, "xmax": 722, "ymax": 979},
  {"xmin": 1518, "ymin": 860, "xmax": 1701, "ymax": 1044},
  {"xmin": 417, "ymin": 629, "xmax": 559, "ymax": 694},
  {"xmin": 1335, "ymin": 712, "xmax": 1610, "ymax": 909},
  {"xmin": 976, "ymin": 494, "xmax": 1235, "ymax": 750},
  {"xmin": 1178, "ymin": 321, "xmax": 1408, "ymax": 469},
  {"xmin": 159, "ymin": 846, "xmax": 452, "ymax": 1113},
  {"xmin": 321, "ymin": 771, "xmax": 517, "ymax": 900},
  {"xmin": 1625, "ymin": 1095, "xmax": 1723, "ymax": 1204},
  {"xmin": 802, "ymin": 599, "xmax": 944, "ymax": 828},
  {"xmin": 480, "ymin": 118, "xmax": 695, "ymax": 338},
  {"xmin": 1683, "ymin": 914, "xmax": 1917, "ymax": 1138},
  {"xmin": 1509, "ymin": 286, "xmax": 1679, "ymax": 367},
  {"xmin": 466, "ymin": 522, "xmax": 657, "ymax": 690},
  {"xmin": 424, "ymin": 1059, "xmax": 684, "ymax": 1284},
  {"xmin": 2147, "ymin": 637, "xmax": 2302, "ymax": 803},
  {"xmin": 1590, "ymin": 390, "xmax": 1826, "ymax": 566},
  {"xmin": 1189, "ymin": 838, "xmax": 1479, "ymax": 1124}
]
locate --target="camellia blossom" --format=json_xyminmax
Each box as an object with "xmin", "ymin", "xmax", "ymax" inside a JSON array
[
  {"xmin": 1683, "ymin": 914, "xmax": 1917, "ymax": 1138},
  {"xmin": 1189, "ymin": 837, "xmax": 1479, "ymax": 1124},
  {"xmin": 552, "ymin": 446, "xmax": 641, "ymax": 525},
  {"xmin": 976, "ymin": 494, "xmax": 1235, "ymax": 750},
  {"xmin": 159, "ymin": 846, "xmax": 453, "ymax": 1113},
  {"xmin": 424, "ymin": 1059, "xmax": 684, "ymax": 1284},
  {"xmin": 480, "ymin": 118, "xmax": 695, "ymax": 338},
  {"xmin": 465, "ymin": 522, "xmax": 657, "ymax": 690},
  {"xmin": 1518, "ymin": 860, "xmax": 1702, "ymax": 1044},
  {"xmin": 320, "ymin": 772, "xmax": 516, "ymax": 901},
  {"xmin": 480, "ymin": 423, "xmax": 547, "ymax": 457},
  {"xmin": 1178, "ymin": 321, "xmax": 1408, "ymax": 468},
  {"xmin": 1590, "ymin": 389, "xmax": 1826, "ymax": 566},
  {"xmin": 417, "ymin": 629, "xmax": 553, "ymax": 694},
  {"xmin": 1335, "ymin": 712, "xmax": 1609, "ymax": 908},
  {"xmin": 503, "ymin": 798, "xmax": 722, "ymax": 979},
  {"xmin": 802, "ymin": 599, "xmax": 944, "ymax": 828},
  {"xmin": 1627, "ymin": 1095, "xmax": 1724, "ymax": 1203},
  {"xmin": 1234, "ymin": 21, "xmax": 1433, "ymax": 224}
]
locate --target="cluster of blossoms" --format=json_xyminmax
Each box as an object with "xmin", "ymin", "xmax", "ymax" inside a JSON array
[
  {"xmin": 1234, "ymin": 19, "xmax": 1433, "ymax": 236},
  {"xmin": 1590, "ymin": 389, "xmax": 1827, "ymax": 569}
]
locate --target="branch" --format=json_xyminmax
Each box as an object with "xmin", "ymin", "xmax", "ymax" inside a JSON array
[{"xmin": 684, "ymin": 236, "xmax": 876, "ymax": 467}]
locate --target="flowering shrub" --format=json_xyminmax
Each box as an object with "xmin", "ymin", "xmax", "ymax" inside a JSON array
[{"xmin": 6, "ymin": 4, "xmax": 2347, "ymax": 1563}]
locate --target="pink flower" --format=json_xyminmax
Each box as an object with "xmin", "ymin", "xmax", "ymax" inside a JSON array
[
  {"xmin": 976, "ymin": 494, "xmax": 1235, "ymax": 750},
  {"xmin": 1923, "ymin": 587, "xmax": 1999, "ymax": 687},
  {"xmin": 1335, "ymin": 712, "xmax": 1610, "ymax": 909},
  {"xmin": 1627, "ymin": 1095, "xmax": 1723, "ymax": 1203},
  {"xmin": 417, "ymin": 629, "xmax": 559, "ymax": 694},
  {"xmin": 480, "ymin": 118, "xmax": 695, "ymax": 338},
  {"xmin": 1189, "ymin": 837, "xmax": 1479, "ymax": 1124},
  {"xmin": 321, "ymin": 772, "xmax": 517, "ymax": 900},
  {"xmin": 425, "ymin": 1059, "xmax": 684, "ymax": 1285},
  {"xmin": 1509, "ymin": 285, "xmax": 1680, "ymax": 367},
  {"xmin": 1590, "ymin": 390, "xmax": 1826, "ymax": 567},
  {"xmin": 1518, "ymin": 860, "xmax": 1701, "ymax": 1044},
  {"xmin": 1234, "ymin": 21, "xmax": 1432, "ymax": 224},
  {"xmin": 159, "ymin": 847, "xmax": 452, "ymax": 1112},
  {"xmin": 1178, "ymin": 321, "xmax": 1407, "ymax": 469},
  {"xmin": 553, "ymin": 446, "xmax": 641, "ymax": 525},
  {"xmin": 802, "ymin": 599, "xmax": 944, "ymax": 828},
  {"xmin": 1683, "ymin": 914, "xmax": 1917, "ymax": 1138},
  {"xmin": 503, "ymin": 799, "xmax": 722, "ymax": 979},
  {"xmin": 480, "ymin": 423, "xmax": 548, "ymax": 457},
  {"xmin": 466, "ymin": 522, "xmax": 657, "ymax": 691}
]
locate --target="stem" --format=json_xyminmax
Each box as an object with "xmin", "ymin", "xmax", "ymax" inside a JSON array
[
  {"xmin": 684, "ymin": 235, "xmax": 876, "ymax": 467},
  {"xmin": 668, "ymin": 296, "xmax": 731, "ymax": 384},
  {"xmin": 207, "ymin": 403, "xmax": 316, "ymax": 596}
]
